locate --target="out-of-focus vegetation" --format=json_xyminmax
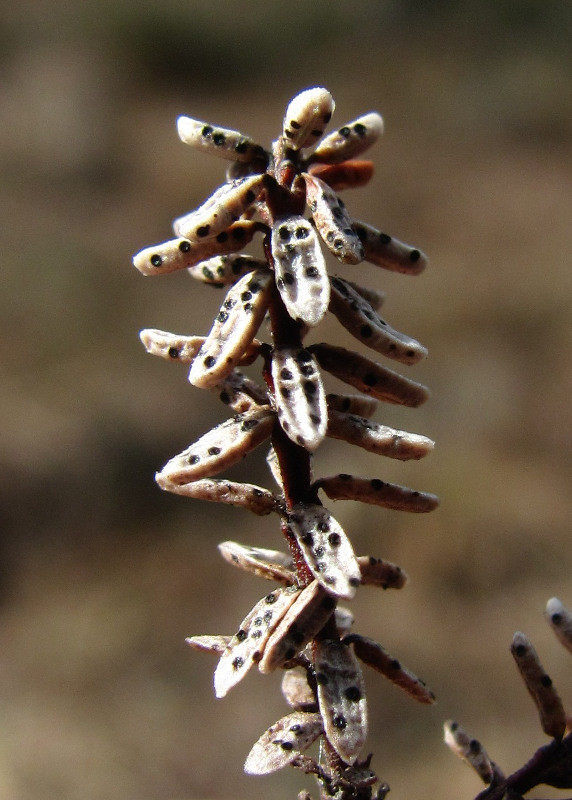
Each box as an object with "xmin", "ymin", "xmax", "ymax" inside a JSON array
[{"xmin": 1, "ymin": 2, "xmax": 571, "ymax": 798}]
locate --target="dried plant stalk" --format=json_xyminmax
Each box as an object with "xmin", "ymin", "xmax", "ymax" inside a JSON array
[{"xmin": 133, "ymin": 86, "xmax": 439, "ymax": 800}]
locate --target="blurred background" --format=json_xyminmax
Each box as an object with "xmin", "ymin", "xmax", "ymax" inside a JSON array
[{"xmin": 1, "ymin": 1, "xmax": 572, "ymax": 798}]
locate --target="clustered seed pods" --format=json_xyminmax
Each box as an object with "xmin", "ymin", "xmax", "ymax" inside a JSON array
[{"xmin": 134, "ymin": 87, "xmax": 438, "ymax": 799}]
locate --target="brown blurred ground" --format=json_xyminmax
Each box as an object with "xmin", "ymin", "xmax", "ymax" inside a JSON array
[{"xmin": 1, "ymin": 2, "xmax": 572, "ymax": 798}]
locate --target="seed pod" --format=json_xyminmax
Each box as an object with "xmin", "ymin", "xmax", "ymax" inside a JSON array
[
  {"xmin": 286, "ymin": 503, "xmax": 361, "ymax": 600},
  {"xmin": 188, "ymin": 253, "xmax": 266, "ymax": 286},
  {"xmin": 329, "ymin": 277, "xmax": 427, "ymax": 364},
  {"xmin": 510, "ymin": 631, "xmax": 566, "ymax": 739},
  {"xmin": 189, "ymin": 269, "xmax": 274, "ymax": 388},
  {"xmin": 282, "ymin": 87, "xmax": 334, "ymax": 151},
  {"xmin": 176, "ymin": 115, "xmax": 268, "ymax": 164},
  {"xmin": 270, "ymin": 215, "xmax": 330, "ymax": 327},
  {"xmin": 133, "ymin": 220, "xmax": 260, "ymax": 276},
  {"xmin": 139, "ymin": 329, "xmax": 262, "ymax": 368},
  {"xmin": 307, "ymin": 160, "xmax": 374, "ymax": 192},
  {"xmin": 327, "ymin": 409, "xmax": 435, "ymax": 461},
  {"xmin": 186, "ymin": 635, "xmax": 231, "ymax": 656},
  {"xmin": 352, "ymin": 220, "xmax": 428, "ymax": 276},
  {"xmin": 348, "ymin": 634, "xmax": 435, "ymax": 704},
  {"xmin": 326, "ymin": 393, "xmax": 379, "ymax": 420},
  {"xmin": 546, "ymin": 597, "xmax": 572, "ymax": 654},
  {"xmin": 314, "ymin": 638, "xmax": 367, "ymax": 764},
  {"xmin": 311, "ymin": 113, "xmax": 384, "ymax": 164},
  {"xmin": 214, "ymin": 586, "xmax": 301, "ymax": 698},
  {"xmin": 244, "ymin": 711, "xmax": 323, "ymax": 775},
  {"xmin": 156, "ymin": 476, "xmax": 279, "ymax": 516},
  {"xmin": 312, "ymin": 343, "xmax": 429, "ymax": 406},
  {"xmin": 443, "ymin": 721, "xmax": 495, "ymax": 785},
  {"xmin": 218, "ymin": 541, "xmax": 295, "ymax": 585},
  {"xmin": 271, "ymin": 347, "xmax": 328, "ymax": 452},
  {"xmin": 259, "ymin": 580, "xmax": 337, "ymax": 673},
  {"xmin": 174, "ymin": 175, "xmax": 267, "ymax": 241},
  {"xmin": 357, "ymin": 556, "xmax": 408, "ymax": 590},
  {"xmin": 281, "ymin": 669, "xmax": 317, "ymax": 711},
  {"xmin": 156, "ymin": 406, "xmax": 275, "ymax": 485},
  {"xmin": 303, "ymin": 173, "xmax": 364, "ymax": 264},
  {"xmin": 315, "ymin": 474, "xmax": 439, "ymax": 513}
]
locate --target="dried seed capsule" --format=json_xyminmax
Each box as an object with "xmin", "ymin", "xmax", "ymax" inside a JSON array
[
  {"xmin": 326, "ymin": 393, "xmax": 379, "ymax": 420},
  {"xmin": 174, "ymin": 175, "xmax": 267, "ymax": 241},
  {"xmin": 510, "ymin": 631, "xmax": 566, "ymax": 739},
  {"xmin": 281, "ymin": 669, "xmax": 316, "ymax": 710},
  {"xmin": 329, "ymin": 277, "xmax": 427, "ymax": 364},
  {"xmin": 327, "ymin": 409, "xmax": 435, "ymax": 461},
  {"xmin": 156, "ymin": 476, "xmax": 279, "ymax": 516},
  {"xmin": 303, "ymin": 173, "xmax": 364, "ymax": 265},
  {"xmin": 133, "ymin": 220, "xmax": 260, "ymax": 276},
  {"xmin": 186, "ymin": 635, "xmax": 232, "ymax": 656},
  {"xmin": 314, "ymin": 638, "xmax": 367, "ymax": 764},
  {"xmin": 307, "ymin": 160, "xmax": 374, "ymax": 192},
  {"xmin": 315, "ymin": 474, "xmax": 439, "ymax": 513},
  {"xmin": 271, "ymin": 347, "xmax": 328, "ymax": 452},
  {"xmin": 286, "ymin": 503, "xmax": 361, "ymax": 600},
  {"xmin": 244, "ymin": 711, "xmax": 323, "ymax": 775},
  {"xmin": 282, "ymin": 87, "xmax": 334, "ymax": 151},
  {"xmin": 312, "ymin": 343, "xmax": 429, "ymax": 407},
  {"xmin": 546, "ymin": 597, "xmax": 572, "ymax": 654},
  {"xmin": 311, "ymin": 113, "xmax": 384, "ymax": 164},
  {"xmin": 259, "ymin": 580, "xmax": 337, "ymax": 673},
  {"xmin": 443, "ymin": 721, "xmax": 495, "ymax": 785},
  {"xmin": 139, "ymin": 329, "xmax": 262, "ymax": 368},
  {"xmin": 214, "ymin": 586, "xmax": 301, "ymax": 698},
  {"xmin": 176, "ymin": 115, "xmax": 268, "ymax": 164},
  {"xmin": 357, "ymin": 556, "xmax": 408, "ymax": 590},
  {"xmin": 156, "ymin": 406, "xmax": 275, "ymax": 484},
  {"xmin": 348, "ymin": 634, "xmax": 435, "ymax": 704},
  {"xmin": 188, "ymin": 253, "xmax": 266, "ymax": 286},
  {"xmin": 189, "ymin": 268, "xmax": 274, "ymax": 388},
  {"xmin": 218, "ymin": 541, "xmax": 295, "ymax": 585},
  {"xmin": 271, "ymin": 215, "xmax": 330, "ymax": 327},
  {"xmin": 352, "ymin": 220, "xmax": 428, "ymax": 275}
]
